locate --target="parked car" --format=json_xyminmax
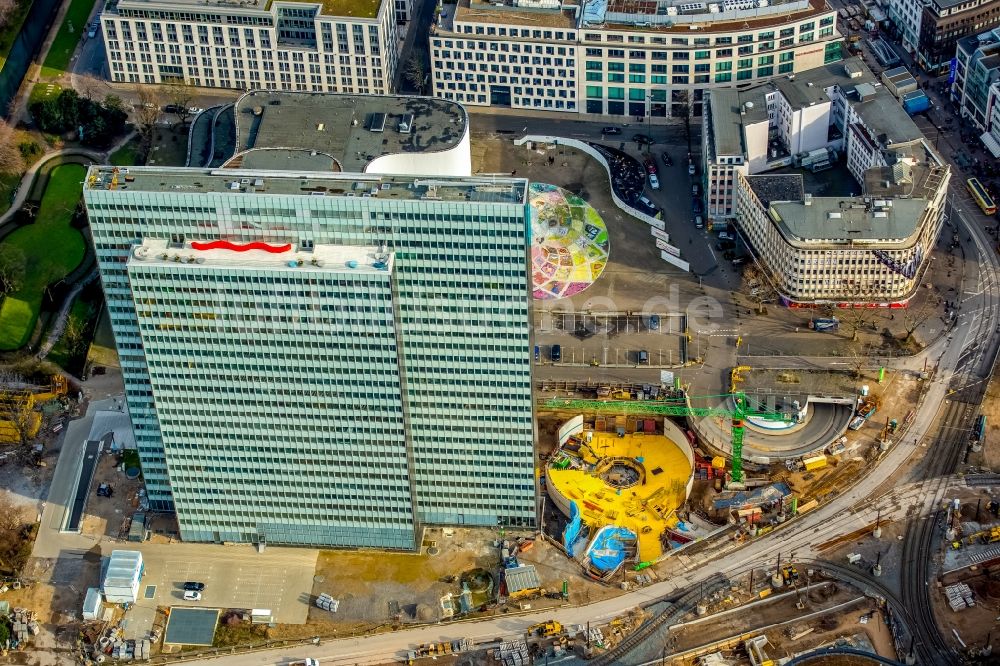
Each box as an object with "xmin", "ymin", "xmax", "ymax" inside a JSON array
[
  {"xmin": 661, "ymin": 152, "xmax": 673, "ymax": 167},
  {"xmin": 716, "ymin": 240, "xmax": 736, "ymax": 250},
  {"xmin": 638, "ymin": 350, "xmax": 649, "ymax": 364},
  {"xmin": 183, "ymin": 591, "xmax": 202, "ymax": 601},
  {"xmin": 694, "ymin": 215, "xmax": 704, "ymax": 228},
  {"xmin": 688, "ymin": 163, "xmax": 696, "ymax": 176},
  {"xmin": 649, "ymin": 314, "xmax": 660, "ymax": 330},
  {"xmin": 632, "ymin": 133, "xmax": 655, "ymax": 145},
  {"xmin": 649, "ymin": 173, "xmax": 660, "ymax": 190},
  {"xmin": 636, "ymin": 194, "xmax": 657, "ymax": 215},
  {"xmin": 183, "ymin": 581, "xmax": 206, "ymax": 591},
  {"xmin": 601, "ymin": 126, "xmax": 622, "ymax": 135},
  {"xmin": 643, "ymin": 158, "xmax": 658, "ymax": 175},
  {"xmin": 550, "ymin": 344, "xmax": 561, "ymax": 362},
  {"xmin": 692, "ymin": 183, "xmax": 701, "ymax": 196},
  {"xmin": 188, "ymin": 106, "xmax": 204, "ymax": 115},
  {"xmin": 718, "ymin": 231, "xmax": 734, "ymax": 240},
  {"xmin": 163, "ymin": 104, "xmax": 182, "ymax": 113},
  {"xmin": 692, "ymin": 198, "xmax": 703, "ymax": 214}
]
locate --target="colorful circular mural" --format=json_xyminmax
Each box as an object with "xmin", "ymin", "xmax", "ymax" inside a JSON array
[{"xmin": 530, "ymin": 183, "xmax": 610, "ymax": 301}]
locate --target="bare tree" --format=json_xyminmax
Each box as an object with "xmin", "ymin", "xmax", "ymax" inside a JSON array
[
  {"xmin": 403, "ymin": 56, "xmax": 426, "ymax": 94},
  {"xmin": 741, "ymin": 264, "xmax": 779, "ymax": 315},
  {"xmin": 0, "ymin": 370, "xmax": 40, "ymax": 445},
  {"xmin": 165, "ymin": 82, "xmax": 197, "ymax": 126},
  {"xmin": 0, "ymin": 245, "xmax": 26, "ymax": 295},
  {"xmin": 0, "ymin": 493, "xmax": 29, "ymax": 575},
  {"xmin": 0, "ymin": 119, "xmax": 24, "ymax": 174},
  {"xmin": 0, "ymin": 0, "xmax": 16, "ymax": 29},
  {"xmin": 134, "ymin": 86, "xmax": 163, "ymax": 145}
]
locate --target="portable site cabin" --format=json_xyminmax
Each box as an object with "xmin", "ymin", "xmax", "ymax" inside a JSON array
[{"xmin": 102, "ymin": 550, "xmax": 144, "ymax": 604}]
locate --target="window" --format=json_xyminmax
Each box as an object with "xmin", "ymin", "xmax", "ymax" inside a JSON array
[
  {"xmin": 737, "ymin": 69, "xmax": 753, "ymax": 80},
  {"xmin": 672, "ymin": 75, "xmax": 688, "ymax": 84},
  {"xmin": 820, "ymin": 27, "xmax": 834, "ymax": 37},
  {"xmin": 586, "ymin": 85, "xmax": 602, "ymax": 97},
  {"xmin": 757, "ymin": 66, "xmax": 773, "ymax": 77},
  {"xmin": 716, "ymin": 36, "xmax": 732, "ymax": 45},
  {"xmin": 779, "ymin": 62, "xmax": 794, "ymax": 73},
  {"xmin": 672, "ymin": 64, "xmax": 689, "ymax": 73},
  {"xmin": 716, "ymin": 61, "xmax": 732, "ymax": 71},
  {"xmin": 629, "ymin": 63, "xmax": 646, "ymax": 72},
  {"xmin": 628, "ymin": 74, "xmax": 645, "ymax": 83},
  {"xmin": 694, "ymin": 63, "xmax": 710, "ymax": 73},
  {"xmin": 820, "ymin": 16, "xmax": 834, "ymax": 26},
  {"xmin": 716, "ymin": 48, "xmax": 732, "ymax": 57},
  {"xmin": 738, "ymin": 58, "xmax": 752, "ymax": 69},
  {"xmin": 586, "ymin": 72, "xmax": 601, "ymax": 81},
  {"xmin": 780, "ymin": 51, "xmax": 794, "ymax": 62},
  {"xmin": 629, "ymin": 88, "xmax": 645, "ymax": 100},
  {"xmin": 738, "ymin": 45, "xmax": 753, "ymax": 55},
  {"xmin": 758, "ymin": 54, "xmax": 774, "ymax": 65},
  {"xmin": 651, "ymin": 75, "xmax": 667, "ymax": 84},
  {"xmin": 695, "ymin": 50, "xmax": 710, "ymax": 59},
  {"xmin": 715, "ymin": 72, "xmax": 732, "ymax": 82},
  {"xmin": 608, "ymin": 61, "xmax": 625, "ymax": 71},
  {"xmin": 799, "ymin": 21, "xmax": 815, "ymax": 31},
  {"xmin": 673, "ymin": 51, "xmax": 689, "ymax": 60},
  {"xmin": 780, "ymin": 28, "xmax": 794, "ymax": 38},
  {"xmin": 608, "ymin": 73, "xmax": 625, "ymax": 82},
  {"xmin": 607, "ymin": 87, "xmax": 624, "ymax": 99},
  {"xmin": 586, "ymin": 61, "xmax": 602, "ymax": 70},
  {"xmin": 694, "ymin": 74, "xmax": 709, "ymax": 83},
  {"xmin": 672, "ymin": 37, "xmax": 688, "ymax": 45}
]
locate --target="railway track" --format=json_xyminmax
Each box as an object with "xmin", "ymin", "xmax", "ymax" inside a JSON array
[
  {"xmin": 965, "ymin": 473, "xmax": 1000, "ymax": 487},
  {"xmin": 588, "ymin": 574, "xmax": 729, "ymax": 666}
]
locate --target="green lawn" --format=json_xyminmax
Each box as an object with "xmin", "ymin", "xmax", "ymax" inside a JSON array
[
  {"xmin": 39, "ymin": 0, "xmax": 95, "ymax": 78},
  {"xmin": 0, "ymin": 172, "xmax": 19, "ymax": 217},
  {"xmin": 0, "ymin": 0, "xmax": 33, "ymax": 71},
  {"xmin": 0, "ymin": 163, "xmax": 87, "ymax": 350},
  {"xmin": 110, "ymin": 136, "xmax": 144, "ymax": 166},
  {"xmin": 29, "ymin": 81, "xmax": 62, "ymax": 105}
]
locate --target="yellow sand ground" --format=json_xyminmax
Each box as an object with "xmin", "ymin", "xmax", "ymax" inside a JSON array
[{"xmin": 547, "ymin": 431, "xmax": 691, "ymax": 562}]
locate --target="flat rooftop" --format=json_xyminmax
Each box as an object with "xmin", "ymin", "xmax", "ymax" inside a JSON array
[
  {"xmin": 452, "ymin": 0, "xmax": 578, "ymax": 29},
  {"xmin": 603, "ymin": 0, "xmax": 831, "ymax": 33},
  {"xmin": 769, "ymin": 197, "xmax": 928, "ymax": 243},
  {"xmin": 745, "ymin": 175, "xmax": 805, "ymax": 207},
  {"xmin": 772, "ymin": 57, "xmax": 878, "ymax": 111},
  {"xmin": 131, "ymin": 239, "xmax": 394, "ymax": 274},
  {"xmin": 85, "ymin": 166, "xmax": 528, "ymax": 206},
  {"xmin": 112, "ymin": 0, "xmax": 383, "ymax": 19},
  {"xmin": 849, "ymin": 85, "xmax": 925, "ymax": 145},
  {"xmin": 226, "ymin": 92, "xmax": 467, "ymax": 173}
]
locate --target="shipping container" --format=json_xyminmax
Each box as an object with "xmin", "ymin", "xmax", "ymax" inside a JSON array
[{"xmin": 802, "ymin": 455, "xmax": 828, "ymax": 471}]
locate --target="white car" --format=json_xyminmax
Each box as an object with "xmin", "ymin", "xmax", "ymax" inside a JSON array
[
  {"xmin": 688, "ymin": 163, "xmax": 696, "ymax": 176},
  {"xmin": 188, "ymin": 106, "xmax": 204, "ymax": 115},
  {"xmin": 183, "ymin": 590, "xmax": 202, "ymax": 601},
  {"xmin": 648, "ymin": 173, "xmax": 660, "ymax": 190}
]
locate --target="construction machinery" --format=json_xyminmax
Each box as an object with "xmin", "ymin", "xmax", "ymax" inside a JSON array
[
  {"xmin": 542, "ymin": 381, "xmax": 789, "ymax": 484},
  {"xmin": 526, "ymin": 620, "xmax": 564, "ymax": 639}
]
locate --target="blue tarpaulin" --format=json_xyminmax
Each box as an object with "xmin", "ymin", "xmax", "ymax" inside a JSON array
[
  {"xmin": 582, "ymin": 0, "xmax": 607, "ymax": 24},
  {"xmin": 563, "ymin": 501, "xmax": 583, "ymax": 555},
  {"xmin": 587, "ymin": 526, "xmax": 636, "ymax": 573}
]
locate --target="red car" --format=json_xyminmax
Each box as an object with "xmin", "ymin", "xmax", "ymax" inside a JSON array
[{"xmin": 643, "ymin": 158, "xmax": 658, "ymax": 175}]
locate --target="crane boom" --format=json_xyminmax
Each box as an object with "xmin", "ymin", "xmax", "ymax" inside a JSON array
[{"xmin": 540, "ymin": 392, "xmax": 789, "ymax": 485}]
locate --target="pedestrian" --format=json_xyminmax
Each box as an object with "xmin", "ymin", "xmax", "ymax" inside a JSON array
[{"xmin": 511, "ymin": 170, "xmax": 516, "ymax": 176}]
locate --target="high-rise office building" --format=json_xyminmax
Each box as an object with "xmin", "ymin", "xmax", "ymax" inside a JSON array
[{"xmin": 84, "ymin": 166, "xmax": 536, "ymax": 548}]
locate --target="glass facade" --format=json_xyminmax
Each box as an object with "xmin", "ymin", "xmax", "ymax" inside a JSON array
[{"xmin": 85, "ymin": 169, "xmax": 537, "ymax": 548}]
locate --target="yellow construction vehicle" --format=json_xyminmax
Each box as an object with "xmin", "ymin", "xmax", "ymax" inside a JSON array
[
  {"xmin": 526, "ymin": 620, "xmax": 564, "ymax": 638},
  {"xmin": 983, "ymin": 526, "xmax": 1000, "ymax": 544}
]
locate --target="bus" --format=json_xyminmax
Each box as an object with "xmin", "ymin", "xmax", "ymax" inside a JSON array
[{"xmin": 967, "ymin": 178, "xmax": 997, "ymax": 216}]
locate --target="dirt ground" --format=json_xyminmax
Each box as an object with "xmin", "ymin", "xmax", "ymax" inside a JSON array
[
  {"xmin": 272, "ymin": 526, "xmax": 624, "ymax": 640},
  {"xmin": 970, "ymin": 356, "xmax": 1000, "ymax": 471},
  {"xmin": 79, "ymin": 449, "xmax": 145, "ymax": 540}
]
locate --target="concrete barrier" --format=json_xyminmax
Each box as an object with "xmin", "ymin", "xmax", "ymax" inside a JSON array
[{"xmin": 514, "ymin": 135, "xmax": 690, "ymax": 272}]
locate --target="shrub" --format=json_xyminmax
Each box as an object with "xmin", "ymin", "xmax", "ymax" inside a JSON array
[{"xmin": 29, "ymin": 90, "xmax": 127, "ymax": 148}]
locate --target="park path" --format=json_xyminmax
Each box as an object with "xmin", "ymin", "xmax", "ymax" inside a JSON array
[
  {"xmin": 35, "ymin": 268, "xmax": 99, "ymax": 359},
  {"xmin": 0, "ymin": 129, "xmax": 137, "ymax": 226}
]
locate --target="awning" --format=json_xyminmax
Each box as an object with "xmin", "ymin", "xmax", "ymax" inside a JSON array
[{"xmin": 981, "ymin": 131, "xmax": 1000, "ymax": 159}]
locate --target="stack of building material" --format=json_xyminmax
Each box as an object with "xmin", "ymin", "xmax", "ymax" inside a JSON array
[
  {"xmin": 945, "ymin": 582, "xmax": 975, "ymax": 610},
  {"xmin": 315, "ymin": 593, "xmax": 339, "ymax": 613},
  {"xmin": 497, "ymin": 638, "xmax": 530, "ymax": 666},
  {"xmin": 10, "ymin": 608, "xmax": 37, "ymax": 645},
  {"xmin": 587, "ymin": 626, "xmax": 605, "ymax": 647}
]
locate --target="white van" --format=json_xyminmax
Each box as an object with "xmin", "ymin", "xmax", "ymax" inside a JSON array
[{"xmin": 694, "ymin": 215, "xmax": 703, "ymax": 228}]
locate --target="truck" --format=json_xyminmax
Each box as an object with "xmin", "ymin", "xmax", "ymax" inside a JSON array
[
  {"xmin": 809, "ymin": 317, "xmax": 840, "ymax": 332},
  {"xmin": 849, "ymin": 397, "xmax": 877, "ymax": 430},
  {"xmin": 290, "ymin": 660, "xmax": 320, "ymax": 666}
]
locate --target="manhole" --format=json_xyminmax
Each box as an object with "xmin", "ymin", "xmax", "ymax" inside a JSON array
[
  {"xmin": 427, "ymin": 546, "xmax": 440, "ymax": 556},
  {"xmin": 144, "ymin": 585, "xmax": 156, "ymax": 599}
]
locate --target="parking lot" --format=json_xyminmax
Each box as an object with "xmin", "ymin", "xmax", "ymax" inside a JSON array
[
  {"xmin": 123, "ymin": 544, "xmax": 318, "ymax": 639},
  {"xmin": 535, "ymin": 311, "xmax": 686, "ymax": 368}
]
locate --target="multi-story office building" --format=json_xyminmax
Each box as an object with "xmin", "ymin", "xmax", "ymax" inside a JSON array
[
  {"xmin": 84, "ymin": 97, "xmax": 537, "ymax": 548},
  {"xmin": 884, "ymin": 0, "xmax": 926, "ymax": 55},
  {"xmin": 704, "ymin": 57, "xmax": 950, "ymax": 305},
  {"xmin": 914, "ymin": 0, "xmax": 1000, "ymax": 73},
  {"xmin": 100, "ymin": 0, "xmax": 401, "ymax": 93},
  {"xmin": 953, "ymin": 27, "xmax": 1000, "ymax": 156},
  {"xmin": 428, "ymin": 0, "xmax": 842, "ymax": 118}
]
